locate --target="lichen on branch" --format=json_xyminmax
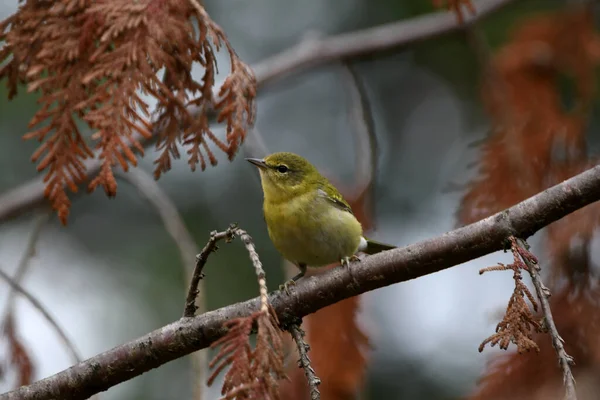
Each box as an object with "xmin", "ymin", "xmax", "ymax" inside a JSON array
[{"xmin": 0, "ymin": 0, "xmax": 256, "ymax": 224}]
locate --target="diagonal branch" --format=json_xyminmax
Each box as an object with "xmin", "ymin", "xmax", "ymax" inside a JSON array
[
  {"xmin": 1, "ymin": 211, "xmax": 50, "ymax": 323},
  {"xmin": 0, "ymin": 0, "xmax": 516, "ymax": 225},
  {"xmin": 0, "ymin": 268, "xmax": 82, "ymax": 366},
  {"xmin": 116, "ymin": 167, "xmax": 205, "ymax": 400},
  {"xmin": 2, "ymin": 162, "xmax": 600, "ymax": 400}
]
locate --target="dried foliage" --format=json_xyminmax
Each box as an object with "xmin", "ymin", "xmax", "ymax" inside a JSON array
[
  {"xmin": 479, "ymin": 237, "xmax": 542, "ymax": 353},
  {"xmin": 468, "ymin": 288, "xmax": 600, "ymax": 400},
  {"xmin": 464, "ymin": 7, "xmax": 600, "ymax": 399},
  {"xmin": 2, "ymin": 314, "xmax": 34, "ymax": 388},
  {"xmin": 0, "ymin": 0, "xmax": 256, "ymax": 224},
  {"xmin": 458, "ymin": 7, "xmax": 600, "ymax": 225},
  {"xmin": 208, "ymin": 309, "xmax": 285, "ymax": 400},
  {"xmin": 544, "ymin": 161, "xmax": 600, "ymax": 286}
]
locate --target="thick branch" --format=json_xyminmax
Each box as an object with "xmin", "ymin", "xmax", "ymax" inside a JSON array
[
  {"xmin": 3, "ymin": 164, "xmax": 600, "ymax": 400},
  {"xmin": 0, "ymin": 0, "xmax": 515, "ymax": 224}
]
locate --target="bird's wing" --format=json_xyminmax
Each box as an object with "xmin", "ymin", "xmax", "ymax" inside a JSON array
[{"xmin": 317, "ymin": 187, "xmax": 354, "ymax": 215}]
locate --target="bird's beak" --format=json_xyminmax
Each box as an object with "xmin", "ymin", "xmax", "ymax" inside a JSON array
[{"xmin": 245, "ymin": 158, "xmax": 267, "ymax": 170}]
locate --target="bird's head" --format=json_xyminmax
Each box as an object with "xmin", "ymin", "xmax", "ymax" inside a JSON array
[{"xmin": 246, "ymin": 152, "xmax": 321, "ymax": 202}]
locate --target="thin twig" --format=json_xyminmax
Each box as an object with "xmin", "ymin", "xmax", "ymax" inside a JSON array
[
  {"xmin": 232, "ymin": 228, "xmax": 269, "ymax": 313},
  {"xmin": 515, "ymin": 238, "xmax": 577, "ymax": 400},
  {"xmin": 184, "ymin": 226, "xmax": 236, "ymax": 318},
  {"xmin": 340, "ymin": 62, "xmax": 378, "ymax": 199},
  {"xmin": 1, "ymin": 211, "xmax": 50, "ymax": 323},
  {"xmin": 289, "ymin": 323, "xmax": 321, "ymax": 400},
  {"xmin": 117, "ymin": 169, "xmax": 201, "ymax": 312},
  {"xmin": 0, "ymin": 267, "xmax": 82, "ymax": 364},
  {"xmin": 183, "ymin": 225, "xmax": 267, "ymax": 317},
  {"xmin": 117, "ymin": 169, "xmax": 199, "ymax": 272},
  {"xmin": 0, "ymin": 0, "xmax": 517, "ymax": 225},
  {"xmin": 4, "ymin": 163, "xmax": 600, "ymax": 400},
  {"xmin": 116, "ymin": 167, "xmax": 204, "ymax": 400}
]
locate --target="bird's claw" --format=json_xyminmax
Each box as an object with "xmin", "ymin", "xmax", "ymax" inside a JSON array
[
  {"xmin": 279, "ymin": 279, "xmax": 296, "ymax": 295},
  {"xmin": 341, "ymin": 255, "xmax": 360, "ymax": 268}
]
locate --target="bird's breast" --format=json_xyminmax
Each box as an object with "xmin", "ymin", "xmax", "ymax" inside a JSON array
[{"xmin": 263, "ymin": 194, "xmax": 362, "ymax": 266}]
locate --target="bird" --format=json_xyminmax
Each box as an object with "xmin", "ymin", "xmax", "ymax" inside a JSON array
[{"xmin": 246, "ymin": 151, "xmax": 395, "ymax": 293}]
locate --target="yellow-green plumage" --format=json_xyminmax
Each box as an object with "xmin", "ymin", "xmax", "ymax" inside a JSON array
[
  {"xmin": 247, "ymin": 152, "xmax": 395, "ymax": 289},
  {"xmin": 264, "ymin": 189, "xmax": 363, "ymax": 266}
]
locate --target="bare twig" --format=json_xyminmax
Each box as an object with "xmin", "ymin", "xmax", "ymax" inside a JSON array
[
  {"xmin": 184, "ymin": 226, "xmax": 236, "ymax": 318},
  {"xmin": 515, "ymin": 238, "xmax": 577, "ymax": 400},
  {"xmin": 205, "ymin": 227, "xmax": 285, "ymax": 399},
  {"xmin": 0, "ymin": 268, "xmax": 82, "ymax": 365},
  {"xmin": 289, "ymin": 323, "xmax": 321, "ymax": 400},
  {"xmin": 4, "ymin": 163, "xmax": 600, "ymax": 400},
  {"xmin": 251, "ymin": 0, "xmax": 515, "ymax": 86},
  {"xmin": 232, "ymin": 227, "xmax": 269, "ymax": 313},
  {"xmin": 340, "ymin": 62, "xmax": 378, "ymax": 199},
  {"xmin": 0, "ymin": 0, "xmax": 516, "ymax": 225},
  {"xmin": 116, "ymin": 167, "xmax": 204, "ymax": 400},
  {"xmin": 184, "ymin": 225, "xmax": 268, "ymax": 317},
  {"xmin": 117, "ymin": 169, "xmax": 199, "ymax": 273},
  {"xmin": 1, "ymin": 211, "xmax": 50, "ymax": 322}
]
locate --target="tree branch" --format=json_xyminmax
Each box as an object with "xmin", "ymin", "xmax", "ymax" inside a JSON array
[
  {"xmin": 117, "ymin": 168, "xmax": 205, "ymax": 400},
  {"xmin": 2, "ymin": 162, "xmax": 600, "ymax": 399},
  {"xmin": 289, "ymin": 323, "xmax": 321, "ymax": 400},
  {"xmin": 0, "ymin": 268, "xmax": 82, "ymax": 367},
  {"xmin": 0, "ymin": 0, "xmax": 516, "ymax": 225},
  {"xmin": 515, "ymin": 238, "xmax": 577, "ymax": 400},
  {"xmin": 183, "ymin": 227, "xmax": 235, "ymax": 318}
]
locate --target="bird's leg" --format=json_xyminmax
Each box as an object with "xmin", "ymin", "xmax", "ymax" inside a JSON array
[{"xmin": 279, "ymin": 263, "xmax": 307, "ymax": 295}]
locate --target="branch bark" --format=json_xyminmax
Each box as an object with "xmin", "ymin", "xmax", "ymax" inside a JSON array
[
  {"xmin": 3, "ymin": 163, "xmax": 600, "ymax": 400},
  {"xmin": 0, "ymin": 0, "xmax": 515, "ymax": 224}
]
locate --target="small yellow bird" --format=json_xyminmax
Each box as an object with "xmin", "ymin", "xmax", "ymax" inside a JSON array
[{"xmin": 247, "ymin": 152, "xmax": 395, "ymax": 292}]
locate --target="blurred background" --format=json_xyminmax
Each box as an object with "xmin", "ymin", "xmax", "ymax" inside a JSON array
[{"xmin": 1, "ymin": 0, "xmax": 599, "ymax": 399}]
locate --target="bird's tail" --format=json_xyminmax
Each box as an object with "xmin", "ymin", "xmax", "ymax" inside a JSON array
[{"xmin": 363, "ymin": 238, "xmax": 396, "ymax": 255}]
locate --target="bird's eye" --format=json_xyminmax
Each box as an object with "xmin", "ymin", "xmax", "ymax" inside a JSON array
[{"xmin": 277, "ymin": 165, "xmax": 289, "ymax": 173}]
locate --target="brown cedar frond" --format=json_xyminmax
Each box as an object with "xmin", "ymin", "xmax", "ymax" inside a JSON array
[
  {"xmin": 206, "ymin": 227, "xmax": 285, "ymax": 399},
  {"xmin": 1, "ymin": 0, "xmax": 256, "ymax": 224},
  {"xmin": 3, "ymin": 314, "xmax": 35, "ymax": 387},
  {"xmin": 458, "ymin": 8, "xmax": 600, "ymax": 225},
  {"xmin": 468, "ymin": 287, "xmax": 600, "ymax": 400},
  {"xmin": 479, "ymin": 238, "xmax": 542, "ymax": 354},
  {"xmin": 208, "ymin": 308, "xmax": 285, "ymax": 400}
]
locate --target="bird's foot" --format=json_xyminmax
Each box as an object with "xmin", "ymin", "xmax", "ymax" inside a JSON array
[
  {"xmin": 341, "ymin": 255, "xmax": 360, "ymax": 268},
  {"xmin": 341, "ymin": 255, "xmax": 360, "ymax": 284},
  {"xmin": 279, "ymin": 279, "xmax": 296, "ymax": 295}
]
